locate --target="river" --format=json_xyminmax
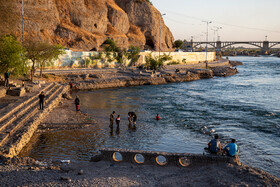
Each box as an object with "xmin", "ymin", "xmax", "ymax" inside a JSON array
[{"xmin": 20, "ymin": 56, "xmax": 280, "ymax": 178}]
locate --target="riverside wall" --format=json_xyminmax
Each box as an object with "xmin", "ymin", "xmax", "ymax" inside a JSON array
[
  {"xmin": 138, "ymin": 52, "xmax": 216, "ymax": 65},
  {"xmin": 51, "ymin": 50, "xmax": 216, "ymax": 68}
]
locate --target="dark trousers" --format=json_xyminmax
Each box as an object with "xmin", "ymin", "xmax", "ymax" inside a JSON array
[
  {"xmin": 39, "ymin": 100, "xmax": 44, "ymax": 110},
  {"xmin": 4, "ymin": 78, "xmax": 9, "ymax": 87}
]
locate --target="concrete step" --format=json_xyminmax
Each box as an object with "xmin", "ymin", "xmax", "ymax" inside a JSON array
[
  {"xmin": 0, "ymin": 85, "xmax": 67, "ymax": 156},
  {"xmin": 0, "ymin": 85, "xmax": 63, "ymax": 147},
  {"xmin": 0, "ymin": 84, "xmax": 57, "ymax": 132},
  {"xmin": 0, "ymin": 83, "xmax": 54, "ymax": 125}
]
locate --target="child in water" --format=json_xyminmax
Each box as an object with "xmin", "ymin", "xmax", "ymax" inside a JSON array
[
  {"xmin": 116, "ymin": 115, "xmax": 121, "ymax": 127},
  {"xmin": 155, "ymin": 114, "xmax": 161, "ymax": 120}
]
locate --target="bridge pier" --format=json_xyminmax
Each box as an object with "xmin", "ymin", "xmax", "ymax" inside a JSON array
[
  {"xmin": 216, "ymin": 41, "xmax": 222, "ymax": 52},
  {"xmin": 262, "ymin": 41, "xmax": 270, "ymax": 55}
]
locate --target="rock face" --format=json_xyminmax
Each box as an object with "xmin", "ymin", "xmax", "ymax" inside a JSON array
[{"xmin": 12, "ymin": 0, "xmax": 174, "ymax": 51}]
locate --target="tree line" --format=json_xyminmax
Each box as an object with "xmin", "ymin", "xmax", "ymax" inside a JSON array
[{"xmin": 0, "ymin": 35, "xmax": 64, "ymax": 81}]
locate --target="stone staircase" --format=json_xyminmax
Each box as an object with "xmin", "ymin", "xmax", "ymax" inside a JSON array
[{"xmin": 0, "ymin": 83, "xmax": 69, "ymax": 157}]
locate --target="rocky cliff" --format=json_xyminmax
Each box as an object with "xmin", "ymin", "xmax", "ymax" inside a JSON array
[{"xmin": 10, "ymin": 0, "xmax": 174, "ymax": 51}]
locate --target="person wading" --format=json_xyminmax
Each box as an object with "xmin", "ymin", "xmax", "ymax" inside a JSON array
[
  {"xmin": 116, "ymin": 115, "xmax": 121, "ymax": 133},
  {"xmin": 109, "ymin": 111, "xmax": 116, "ymax": 135},
  {"xmin": 155, "ymin": 114, "xmax": 161, "ymax": 120},
  {"xmin": 38, "ymin": 91, "xmax": 46, "ymax": 110}
]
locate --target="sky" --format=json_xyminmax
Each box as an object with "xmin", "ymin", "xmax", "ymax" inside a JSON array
[{"xmin": 152, "ymin": 0, "xmax": 280, "ymax": 42}]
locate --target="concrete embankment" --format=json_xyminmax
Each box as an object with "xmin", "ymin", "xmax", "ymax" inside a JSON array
[{"xmin": 0, "ymin": 83, "xmax": 69, "ymax": 158}]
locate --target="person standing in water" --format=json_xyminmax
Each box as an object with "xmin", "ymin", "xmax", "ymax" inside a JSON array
[
  {"xmin": 128, "ymin": 112, "xmax": 133, "ymax": 129},
  {"xmin": 110, "ymin": 111, "xmax": 115, "ymax": 134},
  {"xmin": 116, "ymin": 115, "xmax": 121, "ymax": 133},
  {"xmin": 155, "ymin": 114, "xmax": 161, "ymax": 120}
]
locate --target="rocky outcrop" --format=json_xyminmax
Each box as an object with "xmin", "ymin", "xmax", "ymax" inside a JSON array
[
  {"xmin": 6, "ymin": 87, "xmax": 25, "ymax": 97},
  {"xmin": 211, "ymin": 67, "xmax": 238, "ymax": 77},
  {"xmin": 10, "ymin": 0, "xmax": 174, "ymax": 51},
  {"xmin": 229, "ymin": 61, "xmax": 243, "ymax": 66}
]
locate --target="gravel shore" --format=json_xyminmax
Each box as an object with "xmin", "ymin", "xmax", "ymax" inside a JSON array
[{"xmin": 1, "ymin": 156, "xmax": 279, "ymax": 187}]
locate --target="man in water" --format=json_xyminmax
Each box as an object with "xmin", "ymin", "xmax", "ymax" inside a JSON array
[
  {"xmin": 39, "ymin": 91, "xmax": 46, "ymax": 110},
  {"xmin": 208, "ymin": 134, "xmax": 221, "ymax": 154},
  {"xmin": 128, "ymin": 112, "xmax": 133, "ymax": 129},
  {"xmin": 74, "ymin": 96, "xmax": 80, "ymax": 113},
  {"xmin": 110, "ymin": 111, "xmax": 115, "ymax": 127},
  {"xmin": 224, "ymin": 139, "xmax": 238, "ymax": 157}
]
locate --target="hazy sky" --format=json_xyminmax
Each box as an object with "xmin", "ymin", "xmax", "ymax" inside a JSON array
[{"xmin": 152, "ymin": 0, "xmax": 280, "ymax": 42}]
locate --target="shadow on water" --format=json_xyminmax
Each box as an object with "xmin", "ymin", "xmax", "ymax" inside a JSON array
[{"xmin": 20, "ymin": 56, "xmax": 280, "ymax": 178}]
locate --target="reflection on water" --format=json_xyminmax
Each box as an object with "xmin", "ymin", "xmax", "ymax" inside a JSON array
[{"xmin": 20, "ymin": 56, "xmax": 280, "ymax": 178}]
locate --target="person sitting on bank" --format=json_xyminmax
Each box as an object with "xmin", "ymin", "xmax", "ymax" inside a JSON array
[
  {"xmin": 224, "ymin": 139, "xmax": 238, "ymax": 157},
  {"xmin": 208, "ymin": 134, "xmax": 222, "ymax": 154},
  {"xmin": 155, "ymin": 114, "xmax": 161, "ymax": 120}
]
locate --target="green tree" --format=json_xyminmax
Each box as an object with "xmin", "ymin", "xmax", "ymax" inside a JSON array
[
  {"xmin": 0, "ymin": 35, "xmax": 26, "ymax": 76},
  {"xmin": 25, "ymin": 40, "xmax": 64, "ymax": 80},
  {"xmin": 145, "ymin": 53, "xmax": 173, "ymax": 70},
  {"xmin": 174, "ymin": 39, "xmax": 183, "ymax": 49},
  {"xmin": 127, "ymin": 46, "xmax": 140, "ymax": 66},
  {"xmin": 115, "ymin": 48, "xmax": 127, "ymax": 64},
  {"xmin": 38, "ymin": 44, "xmax": 65, "ymax": 77},
  {"xmin": 102, "ymin": 39, "xmax": 118, "ymax": 52}
]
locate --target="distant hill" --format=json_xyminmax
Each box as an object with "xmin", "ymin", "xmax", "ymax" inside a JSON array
[{"xmin": 2, "ymin": 0, "xmax": 174, "ymax": 51}]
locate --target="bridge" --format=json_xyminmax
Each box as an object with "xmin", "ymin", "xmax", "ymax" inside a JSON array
[{"xmin": 188, "ymin": 41, "xmax": 280, "ymax": 54}]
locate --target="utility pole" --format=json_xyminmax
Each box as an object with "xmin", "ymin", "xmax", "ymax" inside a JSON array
[
  {"xmin": 22, "ymin": 0, "xmax": 24, "ymax": 46},
  {"xmin": 202, "ymin": 21, "xmax": 212, "ymax": 68},
  {"xmin": 159, "ymin": 13, "xmax": 166, "ymax": 60}
]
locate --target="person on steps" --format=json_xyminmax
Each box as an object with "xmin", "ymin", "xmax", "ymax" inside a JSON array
[
  {"xmin": 4, "ymin": 72, "xmax": 10, "ymax": 87},
  {"xmin": 39, "ymin": 91, "xmax": 46, "ymax": 110}
]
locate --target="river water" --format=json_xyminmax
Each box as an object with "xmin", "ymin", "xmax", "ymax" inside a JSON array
[{"xmin": 20, "ymin": 56, "xmax": 280, "ymax": 178}]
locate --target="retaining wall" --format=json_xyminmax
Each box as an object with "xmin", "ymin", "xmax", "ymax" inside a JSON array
[
  {"xmin": 49, "ymin": 50, "xmax": 216, "ymax": 68},
  {"xmin": 92, "ymin": 148, "xmax": 240, "ymax": 167}
]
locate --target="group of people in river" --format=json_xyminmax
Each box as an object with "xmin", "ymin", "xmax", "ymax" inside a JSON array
[
  {"xmin": 208, "ymin": 134, "xmax": 238, "ymax": 157},
  {"xmin": 109, "ymin": 111, "xmax": 137, "ymax": 134},
  {"xmin": 73, "ymin": 94, "xmax": 238, "ymax": 157},
  {"xmin": 109, "ymin": 111, "xmax": 162, "ymax": 135}
]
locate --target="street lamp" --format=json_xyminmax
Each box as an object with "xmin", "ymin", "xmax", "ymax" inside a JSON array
[
  {"xmin": 159, "ymin": 13, "xmax": 166, "ymax": 60},
  {"xmin": 215, "ymin": 26, "xmax": 222, "ymax": 41},
  {"xmin": 22, "ymin": 0, "xmax": 24, "ymax": 46},
  {"xmin": 202, "ymin": 21, "xmax": 212, "ymax": 68}
]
